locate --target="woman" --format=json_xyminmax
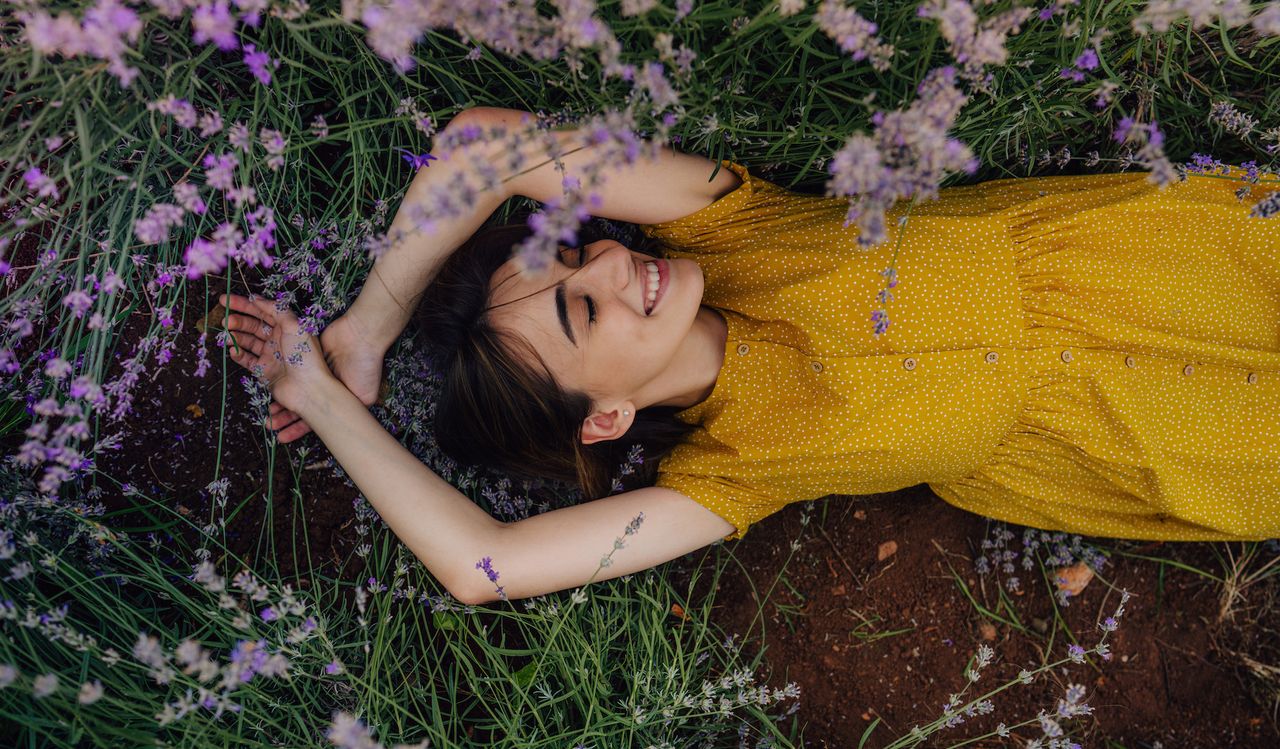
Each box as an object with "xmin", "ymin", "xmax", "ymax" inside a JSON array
[{"xmin": 219, "ymin": 106, "xmax": 1280, "ymax": 605}]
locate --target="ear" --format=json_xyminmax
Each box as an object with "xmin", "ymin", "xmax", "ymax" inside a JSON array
[{"xmin": 580, "ymin": 403, "xmax": 636, "ymax": 445}]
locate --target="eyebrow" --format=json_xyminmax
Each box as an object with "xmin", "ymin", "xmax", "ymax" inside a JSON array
[{"xmin": 554, "ymin": 283, "xmax": 578, "ymax": 347}]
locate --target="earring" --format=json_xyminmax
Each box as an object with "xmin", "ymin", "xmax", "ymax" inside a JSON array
[{"xmin": 623, "ymin": 410, "xmax": 630, "ymax": 416}]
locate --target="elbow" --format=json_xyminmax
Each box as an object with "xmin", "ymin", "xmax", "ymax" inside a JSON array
[{"xmin": 450, "ymin": 583, "xmax": 488, "ymax": 607}]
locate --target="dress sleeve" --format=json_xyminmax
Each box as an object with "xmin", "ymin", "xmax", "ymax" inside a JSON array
[
  {"xmin": 654, "ymin": 470, "xmax": 786, "ymax": 542},
  {"xmin": 637, "ymin": 160, "xmax": 790, "ymax": 251}
]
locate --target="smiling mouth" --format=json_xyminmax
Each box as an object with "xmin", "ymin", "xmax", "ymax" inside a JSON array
[{"xmin": 643, "ymin": 260, "xmax": 665, "ymax": 315}]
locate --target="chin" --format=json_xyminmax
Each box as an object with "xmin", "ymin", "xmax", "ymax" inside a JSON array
[{"xmin": 677, "ymin": 257, "xmax": 705, "ymax": 302}]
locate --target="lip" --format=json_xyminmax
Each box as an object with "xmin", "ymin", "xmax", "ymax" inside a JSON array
[{"xmin": 644, "ymin": 258, "xmax": 668, "ymax": 316}]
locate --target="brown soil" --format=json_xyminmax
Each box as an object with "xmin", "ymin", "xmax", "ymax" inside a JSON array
[
  {"xmin": 670, "ymin": 493, "xmax": 1278, "ymax": 748},
  {"xmin": 3, "ymin": 223, "xmax": 1276, "ymax": 749}
]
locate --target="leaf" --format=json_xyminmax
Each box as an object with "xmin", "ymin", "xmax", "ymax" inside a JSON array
[
  {"xmin": 185, "ymin": 404, "xmax": 204, "ymax": 418},
  {"xmin": 433, "ymin": 612, "xmax": 459, "ymax": 631},
  {"xmin": 670, "ymin": 602, "xmax": 690, "ymax": 621},
  {"xmin": 857, "ymin": 716, "xmax": 882, "ymax": 749},
  {"xmin": 512, "ymin": 661, "xmax": 537, "ymax": 687},
  {"xmin": 196, "ymin": 304, "xmax": 227, "ymax": 334}
]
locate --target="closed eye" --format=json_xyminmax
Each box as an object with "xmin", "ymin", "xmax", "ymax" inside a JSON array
[
  {"xmin": 577, "ymin": 246, "xmax": 596, "ymax": 324},
  {"xmin": 558, "ymin": 246, "xmax": 596, "ymax": 328}
]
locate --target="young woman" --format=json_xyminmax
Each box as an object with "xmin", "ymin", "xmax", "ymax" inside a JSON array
[{"xmin": 219, "ymin": 106, "xmax": 1280, "ymax": 605}]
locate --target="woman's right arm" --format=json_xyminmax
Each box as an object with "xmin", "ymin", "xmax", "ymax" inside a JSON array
[
  {"xmin": 346, "ymin": 106, "xmax": 742, "ymax": 350},
  {"xmin": 344, "ymin": 108, "xmax": 518, "ymax": 351},
  {"xmin": 287, "ymin": 362, "xmax": 733, "ymax": 605}
]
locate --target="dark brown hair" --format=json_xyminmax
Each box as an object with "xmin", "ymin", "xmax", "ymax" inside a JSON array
[{"xmin": 410, "ymin": 220, "xmax": 698, "ymax": 499}]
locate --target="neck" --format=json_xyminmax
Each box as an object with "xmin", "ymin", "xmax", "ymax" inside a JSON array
[{"xmin": 648, "ymin": 306, "xmax": 727, "ymax": 410}]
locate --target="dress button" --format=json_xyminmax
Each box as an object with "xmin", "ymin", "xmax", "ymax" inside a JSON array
[
  {"xmin": 1183, "ymin": 364, "xmax": 1194, "ymax": 376},
  {"xmin": 811, "ymin": 361, "xmax": 824, "ymax": 373},
  {"xmin": 903, "ymin": 357, "xmax": 917, "ymax": 371},
  {"xmin": 985, "ymin": 351, "xmax": 999, "ymax": 364},
  {"xmin": 736, "ymin": 344, "xmax": 750, "ymax": 356},
  {"xmin": 1247, "ymin": 372, "xmax": 1258, "ymax": 384},
  {"xmin": 1060, "ymin": 350, "xmax": 1073, "ymax": 363},
  {"xmin": 1124, "ymin": 356, "xmax": 1136, "ymax": 368}
]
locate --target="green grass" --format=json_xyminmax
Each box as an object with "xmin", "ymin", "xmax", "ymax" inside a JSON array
[{"xmin": 1, "ymin": 1, "xmax": 1278, "ymax": 746}]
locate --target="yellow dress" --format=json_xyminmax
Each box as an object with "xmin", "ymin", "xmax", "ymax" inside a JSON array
[{"xmin": 637, "ymin": 159, "xmax": 1280, "ymax": 544}]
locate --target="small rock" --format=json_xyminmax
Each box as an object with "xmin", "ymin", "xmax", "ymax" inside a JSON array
[
  {"xmin": 832, "ymin": 584, "xmax": 846, "ymax": 596},
  {"xmin": 853, "ymin": 509, "xmax": 867, "ymax": 521},
  {"xmin": 877, "ymin": 540, "xmax": 898, "ymax": 561},
  {"xmin": 860, "ymin": 711, "xmax": 873, "ymax": 721},
  {"xmin": 979, "ymin": 621, "xmax": 997, "ymax": 641},
  {"xmin": 1032, "ymin": 616, "xmax": 1049, "ymax": 634},
  {"xmin": 1053, "ymin": 561, "xmax": 1095, "ymax": 597}
]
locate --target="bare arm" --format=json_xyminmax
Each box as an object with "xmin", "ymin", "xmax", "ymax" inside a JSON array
[
  {"xmin": 471, "ymin": 105, "xmax": 743, "ymax": 225},
  {"xmin": 467, "ymin": 486, "xmax": 735, "ymax": 605},
  {"xmin": 346, "ymin": 106, "xmax": 742, "ymax": 350},
  {"xmin": 294, "ymin": 374, "xmax": 733, "ymax": 604},
  {"xmin": 345, "ymin": 108, "xmax": 514, "ymax": 351}
]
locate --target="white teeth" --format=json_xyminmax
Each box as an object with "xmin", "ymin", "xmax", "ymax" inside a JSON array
[{"xmin": 644, "ymin": 262, "xmax": 660, "ymax": 312}]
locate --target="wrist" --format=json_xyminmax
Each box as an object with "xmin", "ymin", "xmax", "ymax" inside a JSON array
[
  {"xmin": 347, "ymin": 289, "xmax": 408, "ymax": 352},
  {"xmin": 299, "ymin": 374, "xmax": 353, "ymax": 421}
]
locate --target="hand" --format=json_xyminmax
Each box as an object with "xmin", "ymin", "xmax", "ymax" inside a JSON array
[
  {"xmin": 265, "ymin": 309, "xmax": 389, "ymax": 443},
  {"xmin": 219, "ymin": 293, "xmax": 336, "ymax": 420}
]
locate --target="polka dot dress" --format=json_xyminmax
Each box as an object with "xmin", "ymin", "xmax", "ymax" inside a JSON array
[{"xmin": 637, "ymin": 159, "xmax": 1280, "ymax": 544}]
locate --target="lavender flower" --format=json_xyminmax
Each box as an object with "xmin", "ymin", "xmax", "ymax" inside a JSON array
[
  {"xmin": 327, "ymin": 711, "xmax": 382, "ymax": 749},
  {"xmin": 815, "ymin": 0, "xmax": 895, "ymax": 72},
  {"xmin": 147, "ymin": 94, "xmax": 199, "ymax": 129},
  {"xmin": 77, "ymin": 679, "xmax": 104, "ymax": 704},
  {"xmin": 396, "ymin": 148, "xmax": 438, "ymax": 170},
  {"xmin": 1208, "ymin": 100, "xmax": 1258, "ymax": 139},
  {"xmin": 23, "ymin": 166, "xmax": 60, "ymax": 201},
  {"xmin": 259, "ymin": 128, "xmax": 288, "ymax": 171},
  {"xmin": 1131, "ymin": 0, "xmax": 1253, "ymax": 35},
  {"xmin": 32, "ymin": 673, "xmax": 59, "ymax": 699},
  {"xmin": 915, "ymin": 0, "xmax": 1035, "ymax": 81},
  {"xmin": 242, "ymin": 42, "xmax": 280, "ymax": 86},
  {"xmin": 475, "ymin": 556, "xmax": 507, "ymax": 601},
  {"xmin": 192, "ymin": 0, "xmax": 239, "ymax": 51}
]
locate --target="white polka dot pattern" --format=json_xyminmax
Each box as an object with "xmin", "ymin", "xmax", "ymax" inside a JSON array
[{"xmin": 637, "ymin": 160, "xmax": 1280, "ymax": 544}]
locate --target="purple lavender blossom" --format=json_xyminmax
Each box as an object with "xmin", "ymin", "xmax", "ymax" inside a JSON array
[
  {"xmin": 396, "ymin": 148, "xmax": 439, "ymax": 170},
  {"xmin": 23, "ymin": 166, "xmax": 60, "ymax": 200},
  {"xmin": 475, "ymin": 556, "xmax": 507, "ymax": 601},
  {"xmin": 192, "ymin": 0, "xmax": 239, "ymax": 51},
  {"xmin": 242, "ymin": 43, "xmax": 280, "ymax": 86}
]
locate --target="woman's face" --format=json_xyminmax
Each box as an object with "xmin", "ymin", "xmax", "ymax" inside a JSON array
[{"xmin": 486, "ymin": 239, "xmax": 705, "ymax": 432}]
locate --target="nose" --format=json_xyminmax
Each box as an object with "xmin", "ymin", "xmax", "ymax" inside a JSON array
[{"xmin": 581, "ymin": 242, "xmax": 638, "ymax": 305}]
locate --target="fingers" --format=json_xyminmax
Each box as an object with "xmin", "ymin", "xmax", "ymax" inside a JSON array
[
  {"xmin": 266, "ymin": 402, "xmax": 312, "ymax": 442},
  {"xmin": 267, "ymin": 402, "xmax": 301, "ymax": 431},
  {"xmin": 276, "ymin": 420, "xmax": 314, "ymax": 443},
  {"xmin": 226, "ymin": 331, "xmax": 266, "ymax": 358},
  {"xmin": 219, "ymin": 293, "xmax": 280, "ymax": 325}
]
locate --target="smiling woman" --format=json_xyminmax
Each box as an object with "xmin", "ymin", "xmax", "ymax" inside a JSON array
[
  {"xmin": 233, "ymin": 104, "xmax": 1280, "ymax": 608},
  {"xmin": 413, "ymin": 220, "xmax": 706, "ymax": 499}
]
